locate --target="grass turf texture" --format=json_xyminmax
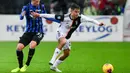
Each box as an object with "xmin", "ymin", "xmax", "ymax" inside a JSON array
[{"xmin": 0, "ymin": 42, "xmax": 130, "ymax": 73}]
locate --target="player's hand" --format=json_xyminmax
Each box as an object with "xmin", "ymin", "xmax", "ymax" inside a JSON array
[
  {"xmin": 99, "ymin": 23, "xmax": 104, "ymax": 26},
  {"xmin": 31, "ymin": 12, "xmax": 40, "ymax": 18}
]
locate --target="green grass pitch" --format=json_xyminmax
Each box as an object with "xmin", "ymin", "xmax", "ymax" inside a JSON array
[{"xmin": 0, "ymin": 42, "xmax": 130, "ymax": 73}]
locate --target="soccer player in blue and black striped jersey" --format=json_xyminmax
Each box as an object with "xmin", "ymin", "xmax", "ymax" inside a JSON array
[{"xmin": 11, "ymin": 0, "xmax": 46, "ymax": 72}]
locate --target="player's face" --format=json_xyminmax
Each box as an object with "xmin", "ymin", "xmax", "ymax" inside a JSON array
[
  {"xmin": 32, "ymin": 0, "xmax": 40, "ymax": 6},
  {"xmin": 71, "ymin": 8, "xmax": 80, "ymax": 19}
]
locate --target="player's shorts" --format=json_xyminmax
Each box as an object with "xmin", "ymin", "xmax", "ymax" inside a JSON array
[
  {"xmin": 19, "ymin": 32, "xmax": 44, "ymax": 46},
  {"xmin": 56, "ymin": 31, "xmax": 71, "ymax": 50}
]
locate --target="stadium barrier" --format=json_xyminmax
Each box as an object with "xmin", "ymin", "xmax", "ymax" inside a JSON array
[
  {"xmin": 123, "ymin": 0, "xmax": 130, "ymax": 41},
  {"xmin": 0, "ymin": 15, "xmax": 123, "ymax": 41}
]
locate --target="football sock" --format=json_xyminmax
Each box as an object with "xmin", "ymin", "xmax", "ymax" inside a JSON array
[
  {"xmin": 53, "ymin": 59, "xmax": 63, "ymax": 67},
  {"xmin": 50, "ymin": 48, "xmax": 61, "ymax": 64},
  {"xmin": 16, "ymin": 50, "xmax": 23, "ymax": 68},
  {"xmin": 26, "ymin": 48, "xmax": 35, "ymax": 66}
]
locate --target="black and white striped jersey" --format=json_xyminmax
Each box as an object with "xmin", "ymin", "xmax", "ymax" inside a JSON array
[{"xmin": 40, "ymin": 13, "xmax": 100, "ymax": 39}]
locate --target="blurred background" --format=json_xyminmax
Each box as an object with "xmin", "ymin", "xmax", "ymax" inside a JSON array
[
  {"xmin": 0, "ymin": 0, "xmax": 129, "ymax": 41},
  {"xmin": 0, "ymin": 0, "xmax": 130, "ymax": 73},
  {"xmin": 0, "ymin": 0, "xmax": 127, "ymax": 15}
]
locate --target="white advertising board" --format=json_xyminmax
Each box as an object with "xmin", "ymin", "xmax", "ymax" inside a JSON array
[
  {"xmin": 71, "ymin": 16, "xmax": 123, "ymax": 41},
  {"xmin": 0, "ymin": 15, "xmax": 123, "ymax": 41},
  {"xmin": 123, "ymin": 0, "xmax": 130, "ymax": 41}
]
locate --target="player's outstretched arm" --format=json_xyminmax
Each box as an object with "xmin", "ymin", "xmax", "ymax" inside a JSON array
[
  {"xmin": 31, "ymin": 12, "xmax": 55, "ymax": 18},
  {"xmin": 81, "ymin": 14, "xmax": 104, "ymax": 26},
  {"xmin": 31, "ymin": 12, "xmax": 64, "ymax": 23},
  {"xmin": 40, "ymin": 14, "xmax": 56, "ymax": 19}
]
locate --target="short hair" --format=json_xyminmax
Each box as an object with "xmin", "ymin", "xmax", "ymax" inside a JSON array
[{"xmin": 70, "ymin": 3, "xmax": 80, "ymax": 10}]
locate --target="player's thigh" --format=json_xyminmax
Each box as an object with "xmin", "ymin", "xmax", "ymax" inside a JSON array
[
  {"xmin": 56, "ymin": 31, "xmax": 67, "ymax": 44},
  {"xmin": 56, "ymin": 31, "xmax": 66, "ymax": 41},
  {"xmin": 18, "ymin": 32, "xmax": 32, "ymax": 47},
  {"xmin": 32, "ymin": 32, "xmax": 44, "ymax": 46}
]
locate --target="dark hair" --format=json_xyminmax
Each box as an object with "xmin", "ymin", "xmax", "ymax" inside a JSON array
[{"xmin": 70, "ymin": 3, "xmax": 80, "ymax": 10}]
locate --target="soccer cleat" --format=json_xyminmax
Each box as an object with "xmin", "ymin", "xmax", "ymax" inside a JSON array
[
  {"xmin": 49, "ymin": 62, "xmax": 53, "ymax": 66},
  {"xmin": 11, "ymin": 67, "xmax": 20, "ymax": 72},
  {"xmin": 20, "ymin": 65, "xmax": 28, "ymax": 72},
  {"xmin": 50, "ymin": 66, "xmax": 62, "ymax": 72}
]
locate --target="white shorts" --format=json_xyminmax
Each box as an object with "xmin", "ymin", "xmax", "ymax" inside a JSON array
[{"xmin": 56, "ymin": 31, "xmax": 71, "ymax": 50}]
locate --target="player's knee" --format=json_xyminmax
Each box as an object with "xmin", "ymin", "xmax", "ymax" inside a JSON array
[
  {"xmin": 30, "ymin": 41, "xmax": 37, "ymax": 48},
  {"xmin": 17, "ymin": 43, "xmax": 25, "ymax": 51}
]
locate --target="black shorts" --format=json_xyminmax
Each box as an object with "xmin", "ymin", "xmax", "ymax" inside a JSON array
[{"xmin": 19, "ymin": 32, "xmax": 44, "ymax": 46}]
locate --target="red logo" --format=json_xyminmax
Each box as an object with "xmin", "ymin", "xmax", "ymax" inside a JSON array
[{"xmin": 110, "ymin": 17, "xmax": 118, "ymax": 25}]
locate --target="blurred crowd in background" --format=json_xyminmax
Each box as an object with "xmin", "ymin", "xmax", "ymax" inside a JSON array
[{"xmin": 0, "ymin": 0, "xmax": 127, "ymax": 15}]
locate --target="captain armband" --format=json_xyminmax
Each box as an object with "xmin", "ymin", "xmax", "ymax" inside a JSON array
[{"xmin": 55, "ymin": 15, "xmax": 64, "ymax": 21}]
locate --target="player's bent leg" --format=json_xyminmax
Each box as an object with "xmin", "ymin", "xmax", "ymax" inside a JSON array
[
  {"xmin": 11, "ymin": 43, "xmax": 25, "ymax": 72},
  {"xmin": 49, "ymin": 47, "xmax": 61, "ymax": 65},
  {"xmin": 20, "ymin": 41, "xmax": 37, "ymax": 72},
  {"xmin": 49, "ymin": 37, "xmax": 66, "ymax": 65},
  {"xmin": 26, "ymin": 41, "xmax": 36, "ymax": 66},
  {"xmin": 50, "ymin": 49, "xmax": 70, "ymax": 72},
  {"xmin": 16, "ymin": 43, "xmax": 25, "ymax": 68}
]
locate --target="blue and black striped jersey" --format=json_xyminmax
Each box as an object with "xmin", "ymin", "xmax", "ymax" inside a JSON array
[{"xmin": 20, "ymin": 3, "xmax": 46, "ymax": 33}]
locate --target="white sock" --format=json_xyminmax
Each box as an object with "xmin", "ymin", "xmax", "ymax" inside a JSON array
[
  {"xmin": 50, "ymin": 48, "xmax": 61, "ymax": 64},
  {"xmin": 53, "ymin": 59, "xmax": 63, "ymax": 67}
]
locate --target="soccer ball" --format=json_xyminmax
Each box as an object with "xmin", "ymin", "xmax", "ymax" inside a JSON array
[{"xmin": 102, "ymin": 63, "xmax": 114, "ymax": 73}]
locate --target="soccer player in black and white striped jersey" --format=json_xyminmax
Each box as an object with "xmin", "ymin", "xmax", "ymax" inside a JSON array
[{"xmin": 32, "ymin": 3, "xmax": 104, "ymax": 72}]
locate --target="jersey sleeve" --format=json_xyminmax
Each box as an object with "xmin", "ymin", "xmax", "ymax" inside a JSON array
[
  {"xmin": 22, "ymin": 6, "xmax": 27, "ymax": 12},
  {"xmin": 80, "ymin": 14, "xmax": 100, "ymax": 25},
  {"xmin": 39, "ymin": 14, "xmax": 64, "ymax": 21},
  {"xmin": 40, "ymin": 14, "xmax": 55, "ymax": 18},
  {"xmin": 20, "ymin": 6, "xmax": 27, "ymax": 20}
]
